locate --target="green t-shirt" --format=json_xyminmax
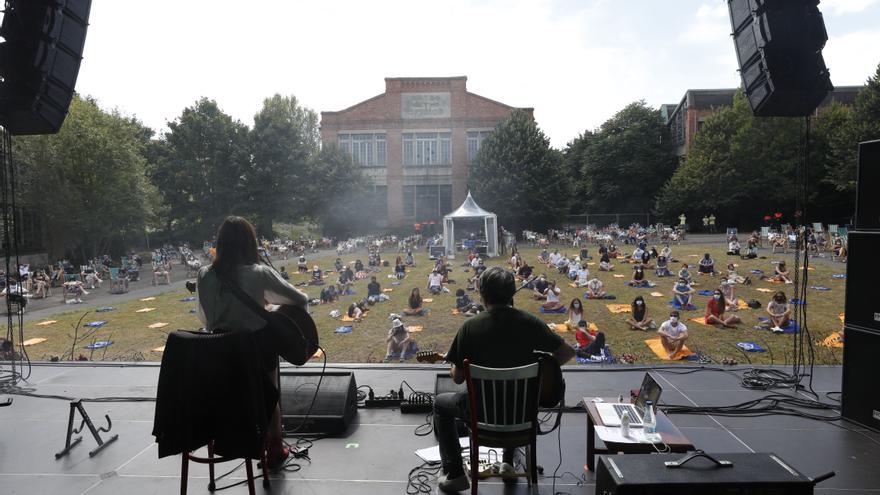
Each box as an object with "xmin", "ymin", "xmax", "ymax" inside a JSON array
[{"xmin": 445, "ymin": 306, "xmax": 564, "ymax": 369}]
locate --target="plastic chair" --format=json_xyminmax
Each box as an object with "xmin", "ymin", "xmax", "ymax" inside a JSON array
[{"xmin": 463, "ymin": 359, "xmax": 541, "ymax": 494}]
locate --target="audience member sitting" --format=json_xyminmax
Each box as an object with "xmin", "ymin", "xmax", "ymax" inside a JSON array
[
  {"xmin": 310, "ymin": 265, "xmax": 324, "ymax": 285},
  {"xmin": 599, "ymin": 252, "xmax": 614, "ymax": 271},
  {"xmin": 367, "ymin": 276, "xmax": 389, "ymax": 304},
  {"xmin": 279, "ymin": 266, "xmax": 290, "ymax": 280},
  {"xmin": 334, "ymin": 258, "xmax": 344, "ymax": 272},
  {"xmin": 347, "ymin": 299, "xmax": 367, "ymax": 322},
  {"xmin": 574, "ymin": 320, "xmax": 606, "ymax": 359},
  {"xmin": 405, "ymin": 251, "xmax": 415, "ymax": 266},
  {"xmin": 567, "ymin": 258, "xmax": 580, "ymax": 280},
  {"xmin": 537, "ymin": 248, "xmax": 550, "ymax": 264},
  {"xmin": 152, "ymin": 261, "xmax": 171, "ymax": 286},
  {"xmin": 428, "ymin": 269, "xmax": 444, "ymax": 295},
  {"xmin": 548, "ymin": 249, "xmax": 562, "ymax": 267},
  {"xmin": 672, "ymin": 278, "xmax": 696, "ymax": 310},
  {"xmin": 384, "ymin": 318, "xmax": 412, "ymax": 362},
  {"xmin": 705, "ymin": 288, "xmax": 741, "ymax": 328},
  {"xmin": 629, "ymin": 265, "xmax": 650, "ymax": 287},
  {"xmin": 677, "ymin": 263, "xmax": 692, "ymax": 284},
  {"xmin": 320, "ymin": 285, "xmax": 337, "ymax": 304},
  {"xmin": 403, "ymin": 288, "xmax": 425, "ymax": 316},
  {"xmin": 640, "ymin": 250, "xmax": 654, "ymax": 269},
  {"xmin": 719, "ymin": 279, "xmax": 738, "ymax": 308},
  {"xmin": 655, "ymin": 255, "xmax": 671, "ymax": 277},
  {"xmin": 394, "ymin": 260, "xmax": 406, "ymax": 279},
  {"xmin": 566, "ymin": 298, "xmax": 584, "ymax": 330},
  {"xmin": 82, "ymin": 266, "xmax": 103, "ymax": 289},
  {"xmin": 698, "ymin": 253, "xmax": 716, "ymax": 276},
  {"xmin": 770, "ymin": 261, "xmax": 792, "ymax": 284},
  {"xmin": 608, "ymin": 244, "xmax": 620, "ymax": 259},
  {"xmin": 727, "ymin": 237, "xmax": 741, "ymax": 256},
  {"xmin": 517, "ymin": 261, "xmax": 533, "ymax": 281},
  {"xmin": 758, "ymin": 290, "xmax": 792, "ymax": 333},
  {"xmin": 532, "ymin": 274, "xmax": 549, "ymax": 300},
  {"xmin": 555, "ymin": 254, "xmax": 569, "ymax": 275},
  {"xmin": 725, "ymin": 263, "xmax": 748, "ymax": 284},
  {"xmin": 541, "ymin": 280, "xmax": 564, "ymax": 311},
  {"xmin": 354, "ymin": 259, "xmax": 365, "ymax": 272},
  {"xmin": 584, "ymin": 277, "xmax": 606, "ymax": 299},
  {"xmin": 658, "ymin": 311, "xmax": 689, "ymax": 359},
  {"xmin": 31, "ymin": 270, "xmax": 50, "ymax": 298},
  {"xmin": 297, "ymin": 255, "xmax": 308, "ymax": 273},
  {"xmin": 575, "ymin": 264, "xmax": 590, "ymax": 287},
  {"xmin": 631, "ymin": 246, "xmax": 645, "ymax": 264},
  {"xmin": 626, "ymin": 296, "xmax": 654, "ymax": 331},
  {"xmin": 771, "ymin": 233, "xmax": 788, "ymax": 253},
  {"xmin": 454, "ymin": 288, "xmax": 482, "ymax": 316},
  {"xmin": 650, "ymin": 246, "xmax": 659, "ymax": 259},
  {"xmin": 63, "ymin": 280, "xmax": 88, "ymax": 303},
  {"xmin": 660, "ymin": 244, "xmax": 672, "ymax": 260}
]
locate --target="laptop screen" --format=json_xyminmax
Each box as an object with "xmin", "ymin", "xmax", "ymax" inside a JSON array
[{"xmin": 634, "ymin": 373, "xmax": 662, "ymax": 414}]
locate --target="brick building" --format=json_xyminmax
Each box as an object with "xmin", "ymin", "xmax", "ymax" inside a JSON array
[
  {"xmin": 665, "ymin": 86, "xmax": 862, "ymax": 157},
  {"xmin": 320, "ymin": 76, "xmax": 532, "ymax": 228}
]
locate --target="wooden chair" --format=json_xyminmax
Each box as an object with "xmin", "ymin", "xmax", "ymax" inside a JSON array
[{"xmin": 463, "ymin": 359, "xmax": 541, "ymax": 494}]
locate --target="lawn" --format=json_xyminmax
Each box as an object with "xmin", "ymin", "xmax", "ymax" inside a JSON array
[{"xmin": 18, "ymin": 240, "xmax": 847, "ymax": 365}]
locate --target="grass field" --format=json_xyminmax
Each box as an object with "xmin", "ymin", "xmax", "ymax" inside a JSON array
[{"xmin": 18, "ymin": 240, "xmax": 847, "ymax": 365}]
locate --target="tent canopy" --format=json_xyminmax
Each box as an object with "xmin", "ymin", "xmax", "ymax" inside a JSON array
[{"xmin": 443, "ymin": 192, "xmax": 498, "ymax": 258}]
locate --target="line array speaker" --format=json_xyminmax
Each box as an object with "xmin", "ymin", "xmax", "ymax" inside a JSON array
[
  {"xmin": 0, "ymin": 0, "xmax": 92, "ymax": 135},
  {"xmin": 855, "ymin": 140, "xmax": 880, "ymax": 231},
  {"xmin": 279, "ymin": 370, "xmax": 357, "ymax": 436},
  {"xmin": 727, "ymin": 0, "xmax": 832, "ymax": 117}
]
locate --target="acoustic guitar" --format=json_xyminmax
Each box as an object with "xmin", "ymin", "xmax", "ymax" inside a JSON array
[
  {"xmin": 265, "ymin": 304, "xmax": 320, "ymax": 366},
  {"xmin": 416, "ymin": 351, "xmax": 564, "ymax": 408}
]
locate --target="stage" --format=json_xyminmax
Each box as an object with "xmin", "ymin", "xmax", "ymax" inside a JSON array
[{"xmin": 1, "ymin": 362, "xmax": 878, "ymax": 494}]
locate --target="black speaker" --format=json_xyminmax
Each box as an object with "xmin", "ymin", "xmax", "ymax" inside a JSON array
[
  {"xmin": 279, "ymin": 371, "xmax": 357, "ymax": 436},
  {"xmin": 855, "ymin": 140, "xmax": 880, "ymax": 231},
  {"xmin": 728, "ymin": 0, "xmax": 832, "ymax": 117},
  {"xmin": 0, "ymin": 0, "xmax": 92, "ymax": 135},
  {"xmin": 429, "ymin": 246, "xmax": 445, "ymax": 259},
  {"xmin": 842, "ymin": 326, "xmax": 880, "ymax": 431},
  {"xmin": 843, "ymin": 232, "xmax": 880, "ymax": 332}
]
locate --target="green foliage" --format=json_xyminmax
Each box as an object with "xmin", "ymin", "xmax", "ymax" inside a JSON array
[
  {"xmin": 855, "ymin": 62, "xmax": 880, "ymax": 141},
  {"xmin": 14, "ymin": 95, "xmax": 155, "ymax": 260},
  {"xmin": 308, "ymin": 144, "xmax": 373, "ymax": 238},
  {"xmin": 469, "ymin": 111, "xmax": 569, "ymax": 231},
  {"xmin": 567, "ymin": 101, "xmax": 677, "ymax": 214}
]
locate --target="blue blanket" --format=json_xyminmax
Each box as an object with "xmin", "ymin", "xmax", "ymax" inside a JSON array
[
  {"xmin": 737, "ymin": 342, "xmax": 766, "ymax": 352},
  {"xmin": 390, "ymin": 281, "xmax": 401, "ymax": 286},
  {"xmin": 626, "ymin": 281, "xmax": 657, "ymax": 288},
  {"xmin": 697, "ymin": 290, "xmax": 715, "ymax": 296},
  {"xmin": 575, "ymin": 345, "xmax": 614, "ymax": 364},
  {"xmin": 669, "ymin": 300, "xmax": 698, "ymax": 311},
  {"xmin": 180, "ymin": 296, "xmax": 196, "ymax": 302},
  {"xmin": 758, "ymin": 317, "xmax": 800, "ymax": 334},
  {"xmin": 810, "ymin": 286, "xmax": 832, "ymax": 291},
  {"xmin": 85, "ymin": 320, "xmax": 107, "ymax": 328},
  {"xmin": 85, "ymin": 340, "xmax": 113, "ymax": 349},
  {"xmin": 540, "ymin": 306, "xmax": 567, "ymax": 314},
  {"xmin": 95, "ymin": 307, "xmax": 115, "ymax": 313},
  {"xmin": 789, "ymin": 298, "xmax": 807, "ymax": 305},
  {"xmin": 750, "ymin": 269, "xmax": 765, "ymax": 275},
  {"xmin": 831, "ymin": 274, "xmax": 846, "ymax": 279},
  {"xmin": 334, "ymin": 326, "xmax": 353, "ymax": 334}
]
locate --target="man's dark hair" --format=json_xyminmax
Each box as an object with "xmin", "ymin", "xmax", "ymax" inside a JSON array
[{"xmin": 479, "ymin": 266, "xmax": 516, "ymax": 306}]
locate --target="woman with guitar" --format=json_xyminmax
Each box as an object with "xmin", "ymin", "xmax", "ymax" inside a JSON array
[
  {"xmin": 428, "ymin": 266, "xmax": 575, "ymax": 493},
  {"xmin": 196, "ymin": 216, "xmax": 315, "ymax": 470}
]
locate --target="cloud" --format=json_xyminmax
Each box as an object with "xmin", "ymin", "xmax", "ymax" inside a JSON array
[
  {"xmin": 822, "ymin": 0, "xmax": 878, "ymax": 15},
  {"xmin": 678, "ymin": 3, "xmax": 730, "ymax": 44},
  {"xmin": 823, "ymin": 30, "xmax": 880, "ymax": 84}
]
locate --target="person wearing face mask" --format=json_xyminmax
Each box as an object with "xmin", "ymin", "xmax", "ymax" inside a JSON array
[
  {"xmin": 584, "ymin": 276, "xmax": 606, "ymax": 299},
  {"xmin": 677, "ymin": 263, "xmax": 692, "ymax": 284},
  {"xmin": 658, "ymin": 311, "xmax": 689, "ymax": 359},
  {"xmin": 705, "ymin": 289, "xmax": 741, "ymax": 328},
  {"xmin": 698, "ymin": 253, "xmax": 716, "ymax": 276},
  {"xmin": 655, "ymin": 255, "xmax": 671, "ymax": 277},
  {"xmin": 532, "ymin": 274, "xmax": 549, "ymax": 300},
  {"xmin": 626, "ymin": 295, "xmax": 654, "ymax": 331},
  {"xmin": 575, "ymin": 320, "xmax": 606, "ymax": 359},
  {"xmin": 599, "ymin": 252, "xmax": 614, "ymax": 272},
  {"xmin": 758, "ymin": 290, "xmax": 792, "ymax": 332},
  {"xmin": 629, "ymin": 264, "xmax": 650, "ymax": 287},
  {"xmin": 575, "ymin": 264, "xmax": 590, "ymax": 287},
  {"xmin": 566, "ymin": 298, "xmax": 585, "ymax": 330},
  {"xmin": 672, "ymin": 277, "xmax": 696, "ymax": 310}
]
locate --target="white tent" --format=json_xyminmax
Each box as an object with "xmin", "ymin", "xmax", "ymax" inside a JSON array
[{"xmin": 443, "ymin": 192, "xmax": 498, "ymax": 258}]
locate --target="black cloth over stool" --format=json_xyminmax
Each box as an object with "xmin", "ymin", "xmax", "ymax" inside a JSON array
[{"xmin": 152, "ymin": 329, "xmax": 277, "ymax": 460}]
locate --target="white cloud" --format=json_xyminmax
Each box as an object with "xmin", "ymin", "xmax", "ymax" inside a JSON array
[
  {"xmin": 824, "ymin": 30, "xmax": 880, "ymax": 84},
  {"xmin": 822, "ymin": 0, "xmax": 878, "ymax": 15}
]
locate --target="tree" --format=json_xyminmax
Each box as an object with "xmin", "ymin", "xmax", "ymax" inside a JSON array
[
  {"xmin": 468, "ymin": 111, "xmax": 568, "ymax": 231},
  {"xmin": 854, "ymin": 61, "xmax": 880, "ymax": 141},
  {"xmin": 14, "ymin": 95, "xmax": 157, "ymax": 260},
  {"xmin": 307, "ymin": 144, "xmax": 372, "ymax": 237},
  {"xmin": 153, "ymin": 98, "xmax": 251, "ymax": 240},
  {"xmin": 569, "ymin": 101, "xmax": 677, "ymax": 214},
  {"xmin": 248, "ymin": 94, "xmax": 320, "ymax": 237}
]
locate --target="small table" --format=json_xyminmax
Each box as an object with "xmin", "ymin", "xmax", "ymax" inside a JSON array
[{"xmin": 583, "ymin": 397, "xmax": 694, "ymax": 471}]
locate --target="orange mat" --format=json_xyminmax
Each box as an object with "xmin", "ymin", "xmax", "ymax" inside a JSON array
[
  {"xmin": 606, "ymin": 304, "xmax": 630, "ymax": 314},
  {"xmin": 22, "ymin": 338, "xmax": 47, "ymax": 346},
  {"xmin": 650, "ymin": 292, "xmax": 664, "ymax": 297},
  {"xmin": 406, "ymin": 325, "xmax": 424, "ymax": 333},
  {"xmin": 819, "ymin": 332, "xmax": 844, "ymax": 348},
  {"xmin": 645, "ymin": 338, "xmax": 694, "ymax": 361},
  {"xmin": 136, "ymin": 307, "xmax": 156, "ymax": 313},
  {"xmin": 36, "ymin": 320, "xmax": 57, "ymax": 326},
  {"xmin": 148, "ymin": 322, "xmax": 169, "ymax": 329}
]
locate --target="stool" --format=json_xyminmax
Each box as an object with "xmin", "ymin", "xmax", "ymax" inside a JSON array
[{"xmin": 181, "ymin": 440, "xmax": 269, "ymax": 494}]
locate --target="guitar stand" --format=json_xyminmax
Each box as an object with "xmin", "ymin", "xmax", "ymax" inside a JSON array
[{"xmin": 55, "ymin": 399, "xmax": 118, "ymax": 459}]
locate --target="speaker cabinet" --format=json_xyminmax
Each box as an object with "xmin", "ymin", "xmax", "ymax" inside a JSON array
[
  {"xmin": 842, "ymin": 326, "xmax": 880, "ymax": 432},
  {"xmin": 727, "ymin": 0, "xmax": 832, "ymax": 117},
  {"xmin": 856, "ymin": 140, "xmax": 880, "ymax": 231},
  {"xmin": 0, "ymin": 0, "xmax": 92, "ymax": 135},
  {"xmin": 843, "ymin": 232, "xmax": 880, "ymax": 332},
  {"xmin": 280, "ymin": 371, "xmax": 357, "ymax": 436}
]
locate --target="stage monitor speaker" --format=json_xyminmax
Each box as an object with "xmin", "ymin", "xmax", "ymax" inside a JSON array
[
  {"xmin": 855, "ymin": 140, "xmax": 880, "ymax": 230},
  {"xmin": 279, "ymin": 370, "xmax": 357, "ymax": 436},
  {"xmin": 843, "ymin": 232, "xmax": 880, "ymax": 332},
  {"xmin": 842, "ymin": 325, "xmax": 880, "ymax": 432},
  {"xmin": 727, "ymin": 0, "xmax": 832, "ymax": 117},
  {"xmin": 429, "ymin": 246, "xmax": 445, "ymax": 259},
  {"xmin": 0, "ymin": 0, "xmax": 92, "ymax": 135},
  {"xmin": 596, "ymin": 452, "xmax": 815, "ymax": 494}
]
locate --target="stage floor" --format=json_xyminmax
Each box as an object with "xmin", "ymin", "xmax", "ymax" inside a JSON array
[{"xmin": 1, "ymin": 362, "xmax": 877, "ymax": 494}]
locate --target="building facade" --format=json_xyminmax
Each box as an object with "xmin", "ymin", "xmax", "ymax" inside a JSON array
[{"xmin": 320, "ymin": 76, "xmax": 532, "ymax": 228}]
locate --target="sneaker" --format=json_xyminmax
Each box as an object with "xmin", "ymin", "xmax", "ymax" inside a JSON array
[
  {"xmin": 438, "ymin": 473, "xmax": 470, "ymax": 492},
  {"xmin": 771, "ymin": 326, "xmax": 784, "ymax": 334}
]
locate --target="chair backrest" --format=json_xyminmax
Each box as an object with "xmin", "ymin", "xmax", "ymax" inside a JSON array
[
  {"xmin": 812, "ymin": 222, "xmax": 823, "ymax": 233},
  {"xmin": 828, "ymin": 224, "xmax": 838, "ymax": 236},
  {"xmin": 464, "ymin": 360, "xmax": 540, "ymax": 434},
  {"xmin": 109, "ymin": 267, "xmax": 119, "ymax": 279},
  {"xmin": 64, "ymin": 273, "xmax": 81, "ymax": 282},
  {"xmin": 761, "ymin": 226, "xmax": 770, "ymax": 238}
]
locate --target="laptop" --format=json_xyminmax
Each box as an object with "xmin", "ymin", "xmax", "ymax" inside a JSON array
[{"xmin": 594, "ymin": 373, "xmax": 662, "ymax": 427}]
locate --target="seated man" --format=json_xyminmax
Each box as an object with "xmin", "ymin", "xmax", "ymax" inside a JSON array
[
  {"xmin": 384, "ymin": 318, "xmax": 412, "ymax": 363},
  {"xmin": 455, "ymin": 288, "xmax": 481, "ymax": 316},
  {"xmin": 658, "ymin": 311, "xmax": 689, "ymax": 359},
  {"xmin": 517, "ymin": 261, "xmax": 533, "ymax": 281},
  {"xmin": 655, "ymin": 255, "xmax": 671, "ymax": 277},
  {"xmin": 297, "ymin": 255, "xmax": 308, "ymax": 273},
  {"xmin": 598, "ymin": 252, "xmax": 614, "ymax": 272},
  {"xmin": 367, "ymin": 276, "xmax": 388, "ymax": 303},
  {"xmin": 584, "ymin": 276, "xmax": 606, "ymax": 299},
  {"xmin": 334, "ymin": 258, "xmax": 344, "ymax": 273},
  {"xmin": 575, "ymin": 264, "xmax": 590, "ymax": 287},
  {"xmin": 433, "ymin": 267, "xmax": 575, "ymax": 492},
  {"xmin": 152, "ymin": 261, "xmax": 171, "ymax": 286},
  {"xmin": 532, "ymin": 274, "xmax": 549, "ymax": 300},
  {"xmin": 428, "ymin": 269, "xmax": 444, "ymax": 295},
  {"xmin": 548, "ymin": 249, "xmax": 562, "ymax": 267},
  {"xmin": 567, "ymin": 258, "xmax": 580, "ymax": 280},
  {"xmin": 541, "ymin": 280, "xmax": 564, "ymax": 311},
  {"xmin": 537, "ymin": 248, "xmax": 550, "ymax": 264},
  {"xmin": 574, "ymin": 320, "xmax": 606, "ymax": 359},
  {"xmin": 771, "ymin": 261, "xmax": 792, "ymax": 284},
  {"xmin": 705, "ymin": 289, "xmax": 741, "ymax": 328},
  {"xmin": 698, "ymin": 253, "xmax": 716, "ymax": 276},
  {"xmin": 394, "ymin": 260, "xmax": 407, "ymax": 279},
  {"xmin": 82, "ymin": 266, "xmax": 102, "ymax": 289},
  {"xmin": 672, "ymin": 278, "xmax": 695, "ymax": 310},
  {"xmin": 309, "ymin": 265, "xmax": 324, "ymax": 285},
  {"xmin": 727, "ymin": 237, "xmax": 741, "ymax": 256},
  {"xmin": 631, "ymin": 246, "xmax": 645, "ymax": 264},
  {"xmin": 405, "ymin": 251, "xmax": 415, "ymax": 266},
  {"xmin": 555, "ymin": 255, "xmax": 569, "ymax": 275}
]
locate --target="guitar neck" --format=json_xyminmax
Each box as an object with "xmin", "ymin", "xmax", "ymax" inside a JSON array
[{"xmin": 416, "ymin": 351, "xmax": 447, "ymax": 364}]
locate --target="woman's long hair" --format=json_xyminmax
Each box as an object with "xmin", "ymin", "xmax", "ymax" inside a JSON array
[
  {"xmin": 211, "ymin": 216, "xmax": 259, "ymax": 276},
  {"xmin": 569, "ymin": 297, "xmax": 583, "ymax": 313},
  {"xmin": 713, "ymin": 289, "xmax": 726, "ymax": 314},
  {"xmin": 632, "ymin": 295, "xmax": 646, "ymax": 320},
  {"xmin": 409, "ymin": 287, "xmax": 422, "ymax": 307}
]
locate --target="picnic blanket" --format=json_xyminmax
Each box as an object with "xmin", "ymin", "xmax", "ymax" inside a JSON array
[
  {"xmin": 406, "ymin": 325, "xmax": 424, "ymax": 333},
  {"xmin": 612, "ymin": 274, "xmax": 625, "ymax": 278},
  {"xmin": 839, "ymin": 313, "xmax": 845, "ymax": 322},
  {"xmin": 340, "ymin": 313, "xmax": 366, "ymax": 322},
  {"xmin": 451, "ymin": 309, "xmax": 461, "ymax": 315},
  {"xmin": 790, "ymin": 298, "xmax": 807, "ymax": 305},
  {"xmin": 669, "ymin": 300, "xmax": 697, "ymax": 311},
  {"xmin": 334, "ymin": 326, "xmax": 353, "ymax": 334},
  {"xmin": 575, "ymin": 345, "xmax": 614, "ymax": 364},
  {"xmin": 136, "ymin": 307, "xmax": 156, "ymax": 313},
  {"xmin": 422, "ymin": 298, "xmax": 434, "ymax": 303},
  {"xmin": 750, "ymin": 269, "xmax": 765, "ymax": 275},
  {"xmin": 697, "ymin": 290, "xmax": 715, "ymax": 296},
  {"xmin": 810, "ymin": 286, "xmax": 832, "ymax": 291},
  {"xmin": 626, "ymin": 281, "xmax": 657, "ymax": 288},
  {"xmin": 140, "ymin": 297, "xmax": 156, "ymax": 302},
  {"xmin": 605, "ymin": 304, "xmax": 630, "ymax": 314},
  {"xmin": 689, "ymin": 316, "xmax": 711, "ymax": 326},
  {"xmin": 540, "ymin": 306, "xmax": 567, "ymax": 314},
  {"xmin": 148, "ymin": 322, "xmax": 169, "ymax": 329},
  {"xmin": 757, "ymin": 317, "xmax": 800, "ymax": 334},
  {"xmin": 22, "ymin": 338, "xmax": 47, "ymax": 346},
  {"xmin": 650, "ymin": 292, "xmax": 664, "ymax": 297},
  {"xmin": 832, "ymin": 274, "xmax": 846, "ymax": 279},
  {"xmin": 551, "ymin": 322, "xmax": 599, "ymax": 333},
  {"xmin": 36, "ymin": 320, "xmax": 57, "ymax": 326},
  {"xmin": 737, "ymin": 342, "xmax": 766, "ymax": 352},
  {"xmin": 95, "ymin": 307, "xmax": 116, "ymax": 313},
  {"xmin": 756, "ymin": 288, "xmax": 773, "ymax": 293},
  {"xmin": 644, "ymin": 338, "xmax": 694, "ymax": 361},
  {"xmin": 180, "ymin": 296, "xmax": 196, "ymax": 302},
  {"xmin": 737, "ymin": 299, "xmax": 750, "ymax": 310},
  {"xmin": 152, "ymin": 346, "xmax": 165, "ymax": 353},
  {"xmin": 819, "ymin": 332, "xmax": 844, "ymax": 348},
  {"xmin": 85, "ymin": 320, "xmax": 107, "ymax": 328},
  {"xmin": 382, "ymin": 288, "xmax": 394, "ymax": 293},
  {"xmin": 85, "ymin": 341, "xmax": 113, "ymax": 349}
]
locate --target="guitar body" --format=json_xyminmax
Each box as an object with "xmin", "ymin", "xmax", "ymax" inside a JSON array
[{"xmin": 267, "ymin": 304, "xmax": 320, "ymax": 366}]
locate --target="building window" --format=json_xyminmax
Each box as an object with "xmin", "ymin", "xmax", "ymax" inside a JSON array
[
  {"xmin": 402, "ymin": 132, "xmax": 452, "ymax": 166},
  {"xmin": 402, "ymin": 184, "xmax": 453, "ymax": 220},
  {"xmin": 467, "ymin": 131, "xmax": 492, "ymax": 162},
  {"xmin": 337, "ymin": 133, "xmax": 386, "ymax": 166}
]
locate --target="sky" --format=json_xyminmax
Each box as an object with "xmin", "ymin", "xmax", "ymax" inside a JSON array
[{"xmin": 71, "ymin": 0, "xmax": 880, "ymax": 147}]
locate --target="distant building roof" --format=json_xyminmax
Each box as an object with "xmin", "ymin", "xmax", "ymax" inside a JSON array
[{"xmin": 821, "ymin": 85, "xmax": 862, "ymax": 106}]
